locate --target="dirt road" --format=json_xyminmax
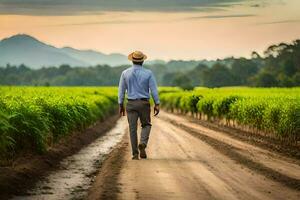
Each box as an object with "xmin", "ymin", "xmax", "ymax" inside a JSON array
[{"xmin": 88, "ymin": 111, "xmax": 300, "ymax": 200}]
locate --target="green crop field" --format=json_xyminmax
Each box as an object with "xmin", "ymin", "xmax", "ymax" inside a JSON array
[
  {"xmin": 1, "ymin": 86, "xmax": 299, "ymax": 161},
  {"xmin": 0, "ymin": 87, "xmax": 118, "ymax": 159},
  {"xmin": 159, "ymin": 87, "xmax": 300, "ymax": 140}
]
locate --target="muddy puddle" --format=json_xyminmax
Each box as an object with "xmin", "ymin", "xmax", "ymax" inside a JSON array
[{"xmin": 12, "ymin": 118, "xmax": 127, "ymax": 200}]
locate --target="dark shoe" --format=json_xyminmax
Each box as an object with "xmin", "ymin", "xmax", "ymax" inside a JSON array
[
  {"xmin": 132, "ymin": 154, "xmax": 139, "ymax": 160},
  {"xmin": 138, "ymin": 143, "xmax": 147, "ymax": 159}
]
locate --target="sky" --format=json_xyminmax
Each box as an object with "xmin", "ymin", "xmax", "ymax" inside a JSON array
[{"xmin": 0, "ymin": 0, "xmax": 300, "ymax": 60}]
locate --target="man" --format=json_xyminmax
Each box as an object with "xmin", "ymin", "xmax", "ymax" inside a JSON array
[{"xmin": 118, "ymin": 50, "xmax": 160, "ymax": 160}]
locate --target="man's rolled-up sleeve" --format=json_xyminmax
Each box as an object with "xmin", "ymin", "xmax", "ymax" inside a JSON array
[
  {"xmin": 149, "ymin": 72, "xmax": 160, "ymax": 104},
  {"xmin": 118, "ymin": 72, "xmax": 126, "ymax": 104}
]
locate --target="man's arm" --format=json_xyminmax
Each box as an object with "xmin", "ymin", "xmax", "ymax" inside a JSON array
[
  {"xmin": 149, "ymin": 71, "xmax": 160, "ymax": 104},
  {"xmin": 118, "ymin": 72, "xmax": 126, "ymax": 116},
  {"xmin": 149, "ymin": 71, "xmax": 160, "ymax": 116}
]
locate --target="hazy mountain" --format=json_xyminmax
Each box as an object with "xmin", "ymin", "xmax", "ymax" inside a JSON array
[
  {"xmin": 60, "ymin": 47, "xmax": 128, "ymax": 67},
  {"xmin": 0, "ymin": 34, "xmax": 128, "ymax": 68}
]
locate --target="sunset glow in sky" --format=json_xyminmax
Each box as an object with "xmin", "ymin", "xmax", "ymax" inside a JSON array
[{"xmin": 0, "ymin": 0, "xmax": 300, "ymax": 60}]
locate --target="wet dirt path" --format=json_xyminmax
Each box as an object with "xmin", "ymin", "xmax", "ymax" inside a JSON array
[
  {"xmin": 12, "ymin": 118, "xmax": 127, "ymax": 200},
  {"xmin": 88, "ymin": 111, "xmax": 300, "ymax": 200}
]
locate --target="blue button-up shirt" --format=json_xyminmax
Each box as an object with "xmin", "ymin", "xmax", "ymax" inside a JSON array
[{"xmin": 118, "ymin": 64, "xmax": 160, "ymax": 104}]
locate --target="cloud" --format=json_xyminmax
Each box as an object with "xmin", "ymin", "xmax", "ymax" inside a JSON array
[
  {"xmin": 46, "ymin": 19, "xmax": 155, "ymax": 27},
  {"xmin": 41, "ymin": 14, "xmax": 255, "ymax": 27},
  {"xmin": 0, "ymin": 0, "xmax": 250, "ymax": 16},
  {"xmin": 186, "ymin": 14, "xmax": 255, "ymax": 20},
  {"xmin": 257, "ymin": 19, "xmax": 300, "ymax": 25},
  {"xmin": 250, "ymin": 4, "xmax": 261, "ymax": 7}
]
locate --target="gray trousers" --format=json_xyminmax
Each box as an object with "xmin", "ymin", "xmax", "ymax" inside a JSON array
[{"xmin": 126, "ymin": 100, "xmax": 151, "ymax": 156}]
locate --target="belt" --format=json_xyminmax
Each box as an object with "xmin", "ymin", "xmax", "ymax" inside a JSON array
[{"xmin": 127, "ymin": 98, "xmax": 149, "ymax": 102}]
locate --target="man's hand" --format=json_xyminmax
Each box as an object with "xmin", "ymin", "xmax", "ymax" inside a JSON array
[
  {"xmin": 119, "ymin": 104, "xmax": 125, "ymax": 116},
  {"xmin": 154, "ymin": 104, "xmax": 160, "ymax": 116}
]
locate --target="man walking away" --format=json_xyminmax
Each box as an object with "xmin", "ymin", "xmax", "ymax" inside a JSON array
[{"xmin": 118, "ymin": 51, "xmax": 160, "ymax": 160}]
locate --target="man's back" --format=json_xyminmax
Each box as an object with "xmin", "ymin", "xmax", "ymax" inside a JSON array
[{"xmin": 118, "ymin": 64, "xmax": 159, "ymax": 104}]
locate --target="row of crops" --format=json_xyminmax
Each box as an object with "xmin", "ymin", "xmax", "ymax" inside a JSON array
[
  {"xmin": 159, "ymin": 87, "xmax": 300, "ymax": 140},
  {"xmin": 0, "ymin": 87, "xmax": 118, "ymax": 160}
]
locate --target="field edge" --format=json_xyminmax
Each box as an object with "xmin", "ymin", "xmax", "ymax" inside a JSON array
[{"xmin": 0, "ymin": 113, "xmax": 119, "ymax": 199}]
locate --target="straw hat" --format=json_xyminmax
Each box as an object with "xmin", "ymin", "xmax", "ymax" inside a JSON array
[{"xmin": 128, "ymin": 51, "xmax": 147, "ymax": 62}]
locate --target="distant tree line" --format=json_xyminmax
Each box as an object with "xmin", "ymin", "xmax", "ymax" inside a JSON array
[
  {"xmin": 161, "ymin": 40, "xmax": 300, "ymax": 89},
  {"xmin": 1, "ymin": 39, "xmax": 299, "ymax": 88}
]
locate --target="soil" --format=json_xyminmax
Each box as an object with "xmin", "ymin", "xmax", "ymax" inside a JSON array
[
  {"xmin": 87, "ymin": 111, "xmax": 300, "ymax": 200},
  {"xmin": 86, "ymin": 134, "xmax": 129, "ymax": 200},
  {"xmin": 172, "ymin": 112, "xmax": 300, "ymax": 159},
  {"xmin": 0, "ymin": 114, "xmax": 119, "ymax": 199},
  {"xmin": 2, "ymin": 110, "xmax": 300, "ymax": 200}
]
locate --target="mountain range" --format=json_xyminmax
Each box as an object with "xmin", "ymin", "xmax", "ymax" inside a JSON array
[{"xmin": 0, "ymin": 34, "xmax": 129, "ymax": 68}]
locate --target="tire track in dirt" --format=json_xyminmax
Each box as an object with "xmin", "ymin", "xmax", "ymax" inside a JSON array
[
  {"xmin": 0, "ymin": 114, "xmax": 120, "ymax": 199},
  {"xmin": 87, "ymin": 133, "xmax": 129, "ymax": 200},
  {"xmin": 171, "ymin": 113, "xmax": 300, "ymax": 160},
  {"xmin": 163, "ymin": 116, "xmax": 300, "ymax": 190},
  {"xmin": 88, "ymin": 111, "xmax": 300, "ymax": 200}
]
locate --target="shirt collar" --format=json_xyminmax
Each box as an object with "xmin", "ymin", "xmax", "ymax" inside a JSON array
[{"xmin": 133, "ymin": 64, "xmax": 143, "ymax": 68}]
